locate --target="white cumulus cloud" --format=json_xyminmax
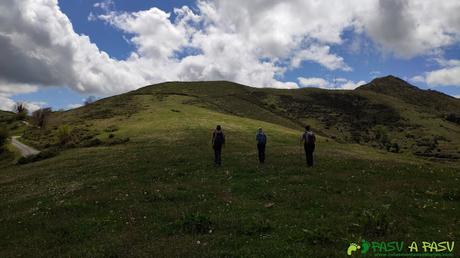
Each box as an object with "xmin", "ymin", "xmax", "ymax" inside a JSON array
[
  {"xmin": 411, "ymin": 58, "xmax": 460, "ymax": 87},
  {"xmin": 1, "ymin": 0, "xmax": 460, "ymax": 111},
  {"xmin": 298, "ymin": 77, "xmax": 365, "ymax": 90}
]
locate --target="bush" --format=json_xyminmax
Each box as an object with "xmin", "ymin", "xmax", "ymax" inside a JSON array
[
  {"xmin": 17, "ymin": 148, "xmax": 58, "ymax": 165},
  {"xmin": 446, "ymin": 113, "xmax": 460, "ymax": 124},
  {"xmin": 32, "ymin": 108, "xmax": 52, "ymax": 128},
  {"xmin": 389, "ymin": 142, "xmax": 400, "ymax": 153},
  {"xmin": 104, "ymin": 125, "xmax": 119, "ymax": 133},
  {"xmin": 361, "ymin": 209, "xmax": 391, "ymax": 237},
  {"xmin": 57, "ymin": 125, "xmax": 72, "ymax": 146},
  {"xmin": 80, "ymin": 138, "xmax": 102, "ymax": 147},
  {"xmin": 0, "ymin": 127, "xmax": 8, "ymax": 152},
  {"xmin": 106, "ymin": 137, "xmax": 130, "ymax": 146}
]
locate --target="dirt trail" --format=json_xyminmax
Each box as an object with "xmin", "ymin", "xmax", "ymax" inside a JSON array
[{"xmin": 11, "ymin": 136, "xmax": 40, "ymax": 157}]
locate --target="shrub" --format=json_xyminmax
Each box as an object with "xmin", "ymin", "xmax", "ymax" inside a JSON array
[
  {"xmin": 17, "ymin": 148, "xmax": 58, "ymax": 165},
  {"xmin": 446, "ymin": 113, "xmax": 460, "ymax": 124},
  {"xmin": 0, "ymin": 127, "xmax": 8, "ymax": 152},
  {"xmin": 32, "ymin": 108, "xmax": 52, "ymax": 128},
  {"xmin": 361, "ymin": 209, "xmax": 391, "ymax": 237},
  {"xmin": 106, "ymin": 137, "xmax": 130, "ymax": 146},
  {"xmin": 57, "ymin": 125, "xmax": 72, "ymax": 146},
  {"xmin": 104, "ymin": 125, "xmax": 119, "ymax": 133},
  {"xmin": 389, "ymin": 142, "xmax": 400, "ymax": 153},
  {"xmin": 80, "ymin": 138, "xmax": 102, "ymax": 148}
]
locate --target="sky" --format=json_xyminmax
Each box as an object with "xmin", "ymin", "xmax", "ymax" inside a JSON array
[{"xmin": 0, "ymin": 0, "xmax": 459, "ymax": 111}]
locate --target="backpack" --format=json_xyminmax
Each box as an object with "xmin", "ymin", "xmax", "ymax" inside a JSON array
[
  {"xmin": 304, "ymin": 132, "xmax": 315, "ymax": 145},
  {"xmin": 214, "ymin": 131, "xmax": 225, "ymax": 145}
]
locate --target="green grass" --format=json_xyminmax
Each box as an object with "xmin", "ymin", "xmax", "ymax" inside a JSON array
[{"xmin": 0, "ymin": 81, "xmax": 459, "ymax": 257}]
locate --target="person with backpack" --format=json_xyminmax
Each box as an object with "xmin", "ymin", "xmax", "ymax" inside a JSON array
[
  {"xmin": 256, "ymin": 128, "xmax": 267, "ymax": 164},
  {"xmin": 211, "ymin": 125, "xmax": 225, "ymax": 166},
  {"xmin": 300, "ymin": 125, "xmax": 316, "ymax": 167}
]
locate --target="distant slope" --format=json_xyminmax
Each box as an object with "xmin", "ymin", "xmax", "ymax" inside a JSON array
[
  {"xmin": 19, "ymin": 77, "xmax": 460, "ymax": 160},
  {"xmin": 357, "ymin": 75, "xmax": 460, "ymax": 115},
  {"xmin": 0, "ymin": 110, "xmax": 14, "ymax": 123}
]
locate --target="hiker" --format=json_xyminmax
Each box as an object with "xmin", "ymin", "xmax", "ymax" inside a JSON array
[
  {"xmin": 300, "ymin": 125, "xmax": 316, "ymax": 167},
  {"xmin": 256, "ymin": 128, "xmax": 267, "ymax": 163},
  {"xmin": 211, "ymin": 125, "xmax": 225, "ymax": 166}
]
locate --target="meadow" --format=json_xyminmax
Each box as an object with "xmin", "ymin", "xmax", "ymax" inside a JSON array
[{"xmin": 0, "ymin": 81, "xmax": 459, "ymax": 257}]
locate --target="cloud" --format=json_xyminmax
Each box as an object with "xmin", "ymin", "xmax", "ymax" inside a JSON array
[
  {"xmin": 66, "ymin": 103, "xmax": 83, "ymax": 110},
  {"xmin": 0, "ymin": 95, "xmax": 15, "ymax": 111},
  {"xmin": 298, "ymin": 77, "xmax": 365, "ymax": 90},
  {"xmin": 358, "ymin": 0, "xmax": 460, "ymax": 58},
  {"xmin": 411, "ymin": 58, "xmax": 460, "ymax": 87},
  {"xmin": 0, "ymin": 81, "xmax": 37, "ymax": 111},
  {"xmin": 0, "ymin": 0, "xmax": 460, "ymax": 109},
  {"xmin": 291, "ymin": 45, "xmax": 351, "ymax": 71}
]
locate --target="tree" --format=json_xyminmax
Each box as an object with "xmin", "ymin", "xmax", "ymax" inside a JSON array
[
  {"xmin": 14, "ymin": 102, "xmax": 28, "ymax": 120},
  {"xmin": 32, "ymin": 108, "xmax": 52, "ymax": 128}
]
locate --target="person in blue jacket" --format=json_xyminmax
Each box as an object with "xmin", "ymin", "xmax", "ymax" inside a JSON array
[
  {"xmin": 212, "ymin": 125, "xmax": 225, "ymax": 166},
  {"xmin": 256, "ymin": 127, "xmax": 267, "ymax": 163}
]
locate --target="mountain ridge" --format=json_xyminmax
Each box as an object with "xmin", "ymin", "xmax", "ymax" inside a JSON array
[{"xmin": 10, "ymin": 75, "xmax": 457, "ymax": 160}]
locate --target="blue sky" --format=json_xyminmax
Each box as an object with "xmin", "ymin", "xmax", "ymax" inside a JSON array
[{"xmin": 1, "ymin": 0, "xmax": 459, "ymax": 111}]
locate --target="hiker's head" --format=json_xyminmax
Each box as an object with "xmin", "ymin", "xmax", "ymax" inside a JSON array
[
  {"xmin": 305, "ymin": 125, "xmax": 311, "ymax": 131},
  {"xmin": 258, "ymin": 127, "xmax": 263, "ymax": 133},
  {"xmin": 216, "ymin": 125, "xmax": 222, "ymax": 131}
]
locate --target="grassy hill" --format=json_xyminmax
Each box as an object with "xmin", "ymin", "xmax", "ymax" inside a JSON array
[{"xmin": 0, "ymin": 77, "xmax": 459, "ymax": 257}]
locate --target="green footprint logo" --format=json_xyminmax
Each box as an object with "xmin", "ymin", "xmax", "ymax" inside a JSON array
[
  {"xmin": 361, "ymin": 240, "xmax": 370, "ymax": 254},
  {"xmin": 347, "ymin": 243, "xmax": 361, "ymax": 256}
]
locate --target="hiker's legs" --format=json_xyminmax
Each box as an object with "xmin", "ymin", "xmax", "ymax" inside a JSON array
[
  {"xmin": 306, "ymin": 151, "xmax": 313, "ymax": 166},
  {"xmin": 214, "ymin": 146, "xmax": 222, "ymax": 166},
  {"xmin": 305, "ymin": 144, "xmax": 315, "ymax": 167},
  {"xmin": 304, "ymin": 145, "xmax": 308, "ymax": 164},
  {"xmin": 257, "ymin": 144, "xmax": 265, "ymax": 163},
  {"xmin": 261, "ymin": 144, "xmax": 265, "ymax": 163},
  {"xmin": 306, "ymin": 144, "xmax": 315, "ymax": 167}
]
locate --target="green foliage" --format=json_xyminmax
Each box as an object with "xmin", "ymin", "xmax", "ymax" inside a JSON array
[
  {"xmin": 105, "ymin": 136, "xmax": 130, "ymax": 146},
  {"xmin": 17, "ymin": 148, "xmax": 58, "ymax": 165},
  {"xmin": 103, "ymin": 125, "xmax": 119, "ymax": 133},
  {"xmin": 375, "ymin": 125, "xmax": 390, "ymax": 148},
  {"xmin": 446, "ymin": 113, "xmax": 460, "ymax": 124},
  {"xmin": 56, "ymin": 125, "xmax": 72, "ymax": 146},
  {"xmin": 0, "ymin": 126, "xmax": 8, "ymax": 152},
  {"xmin": 80, "ymin": 137, "xmax": 102, "ymax": 148},
  {"xmin": 361, "ymin": 209, "xmax": 391, "ymax": 238}
]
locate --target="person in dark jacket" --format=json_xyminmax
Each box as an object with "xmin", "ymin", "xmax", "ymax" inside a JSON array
[
  {"xmin": 256, "ymin": 128, "xmax": 267, "ymax": 163},
  {"xmin": 211, "ymin": 125, "xmax": 225, "ymax": 166},
  {"xmin": 300, "ymin": 125, "xmax": 316, "ymax": 167}
]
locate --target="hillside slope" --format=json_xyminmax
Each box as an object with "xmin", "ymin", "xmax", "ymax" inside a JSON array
[
  {"xmin": 0, "ymin": 77, "xmax": 459, "ymax": 257},
  {"xmin": 24, "ymin": 77, "xmax": 459, "ymax": 160}
]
